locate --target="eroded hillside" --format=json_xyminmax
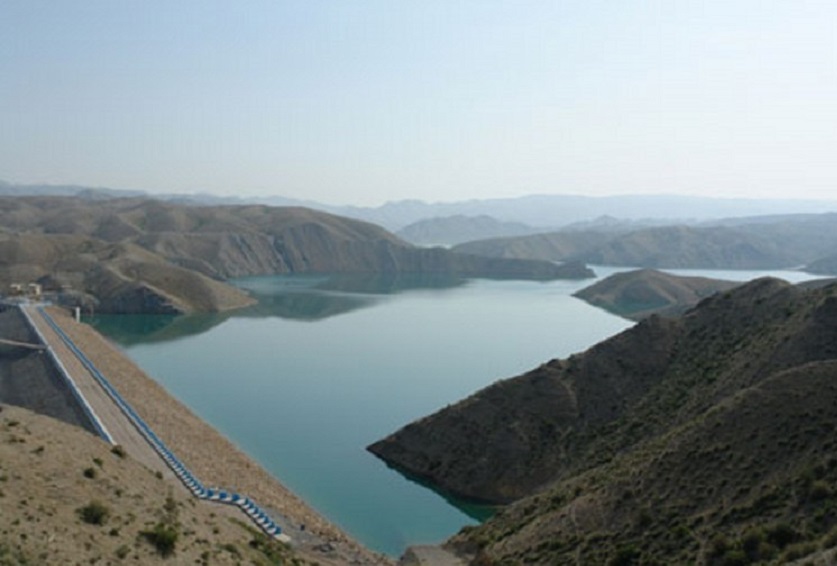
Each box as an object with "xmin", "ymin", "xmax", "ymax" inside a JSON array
[
  {"xmin": 0, "ymin": 197, "xmax": 592, "ymax": 314},
  {"xmin": 370, "ymin": 279, "xmax": 837, "ymax": 564}
]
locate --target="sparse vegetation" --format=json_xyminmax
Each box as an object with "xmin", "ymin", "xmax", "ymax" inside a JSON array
[
  {"xmin": 383, "ymin": 278, "xmax": 837, "ymax": 564},
  {"xmin": 0, "ymin": 406, "xmax": 310, "ymax": 565},
  {"xmin": 142, "ymin": 521, "xmax": 179, "ymax": 557},
  {"xmin": 77, "ymin": 501, "xmax": 109, "ymax": 525}
]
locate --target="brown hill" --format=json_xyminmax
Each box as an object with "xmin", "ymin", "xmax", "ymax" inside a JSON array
[
  {"xmin": 574, "ymin": 268, "xmax": 739, "ymax": 320},
  {"xmin": 0, "ymin": 233, "xmax": 254, "ymax": 314},
  {"xmin": 575, "ymin": 225, "xmax": 795, "ymax": 268},
  {"xmin": 0, "ymin": 197, "xmax": 592, "ymax": 314},
  {"xmin": 0, "ymin": 404, "xmax": 305, "ymax": 565},
  {"xmin": 369, "ymin": 279, "xmax": 837, "ymax": 564}
]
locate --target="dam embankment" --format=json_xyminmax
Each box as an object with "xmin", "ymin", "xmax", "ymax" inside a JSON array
[
  {"xmin": 15, "ymin": 304, "xmax": 390, "ymax": 566},
  {"xmin": 0, "ymin": 305, "xmax": 96, "ymax": 434}
]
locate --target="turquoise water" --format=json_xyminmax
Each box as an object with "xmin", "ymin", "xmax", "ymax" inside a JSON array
[{"xmin": 87, "ymin": 268, "xmax": 826, "ymax": 556}]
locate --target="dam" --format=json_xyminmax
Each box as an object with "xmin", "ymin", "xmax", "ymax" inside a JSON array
[
  {"xmin": 1, "ymin": 302, "xmax": 286, "ymax": 542},
  {"xmin": 0, "ymin": 304, "xmax": 96, "ymax": 434}
]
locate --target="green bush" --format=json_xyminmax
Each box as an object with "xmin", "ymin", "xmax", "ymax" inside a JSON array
[
  {"xmin": 77, "ymin": 500, "xmax": 109, "ymax": 525},
  {"xmin": 142, "ymin": 522, "xmax": 179, "ymax": 557}
]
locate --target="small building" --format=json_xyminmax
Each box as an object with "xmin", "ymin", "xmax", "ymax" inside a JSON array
[{"xmin": 8, "ymin": 283, "xmax": 43, "ymax": 298}]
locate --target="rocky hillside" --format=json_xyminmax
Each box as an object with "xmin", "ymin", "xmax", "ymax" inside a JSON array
[
  {"xmin": 0, "ymin": 197, "xmax": 592, "ymax": 314},
  {"xmin": 574, "ymin": 269, "xmax": 739, "ymax": 320},
  {"xmin": 369, "ymin": 278, "xmax": 837, "ymax": 564},
  {"xmin": 0, "ymin": 404, "xmax": 305, "ymax": 565}
]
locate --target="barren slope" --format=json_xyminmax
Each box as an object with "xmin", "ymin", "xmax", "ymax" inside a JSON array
[
  {"xmin": 370, "ymin": 279, "xmax": 837, "ymax": 563},
  {"xmin": 574, "ymin": 268, "xmax": 739, "ymax": 320},
  {"xmin": 0, "ymin": 197, "xmax": 592, "ymax": 313}
]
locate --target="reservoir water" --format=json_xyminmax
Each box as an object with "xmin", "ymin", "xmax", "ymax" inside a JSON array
[{"xmin": 88, "ymin": 267, "xmax": 823, "ymax": 556}]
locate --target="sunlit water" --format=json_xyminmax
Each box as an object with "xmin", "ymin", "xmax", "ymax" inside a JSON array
[{"xmin": 88, "ymin": 267, "xmax": 826, "ymax": 556}]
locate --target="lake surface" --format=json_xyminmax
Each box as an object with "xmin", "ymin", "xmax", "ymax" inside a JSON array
[{"xmin": 88, "ymin": 267, "xmax": 824, "ymax": 556}]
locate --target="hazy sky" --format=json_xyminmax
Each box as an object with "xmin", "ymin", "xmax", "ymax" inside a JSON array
[{"xmin": 2, "ymin": 1, "xmax": 836, "ymax": 205}]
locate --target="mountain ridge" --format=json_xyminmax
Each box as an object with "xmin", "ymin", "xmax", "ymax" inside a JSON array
[
  {"xmin": 4, "ymin": 179, "xmax": 837, "ymax": 231},
  {"xmin": 453, "ymin": 216, "xmax": 837, "ymax": 272},
  {"xmin": 0, "ymin": 197, "xmax": 590, "ymax": 314}
]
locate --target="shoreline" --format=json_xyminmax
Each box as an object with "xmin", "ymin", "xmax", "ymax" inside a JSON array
[{"xmin": 45, "ymin": 306, "xmax": 393, "ymax": 566}]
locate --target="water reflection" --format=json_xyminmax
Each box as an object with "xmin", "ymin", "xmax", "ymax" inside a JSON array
[
  {"xmin": 87, "ymin": 312, "xmax": 227, "ymax": 346},
  {"xmin": 379, "ymin": 462, "xmax": 498, "ymax": 523},
  {"xmin": 314, "ymin": 272, "xmax": 467, "ymax": 294},
  {"xmin": 89, "ymin": 273, "xmax": 467, "ymax": 346}
]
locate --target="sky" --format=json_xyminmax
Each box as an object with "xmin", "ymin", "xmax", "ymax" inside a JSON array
[{"xmin": 1, "ymin": 1, "xmax": 836, "ymax": 206}]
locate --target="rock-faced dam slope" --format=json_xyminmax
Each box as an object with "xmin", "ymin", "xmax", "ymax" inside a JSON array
[
  {"xmin": 0, "ymin": 197, "xmax": 592, "ymax": 314},
  {"xmin": 369, "ymin": 278, "xmax": 837, "ymax": 564}
]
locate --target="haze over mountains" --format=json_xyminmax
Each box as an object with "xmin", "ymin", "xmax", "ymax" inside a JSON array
[
  {"xmin": 454, "ymin": 215, "xmax": 837, "ymax": 274},
  {"xmin": 4, "ymin": 179, "xmax": 836, "ymax": 232}
]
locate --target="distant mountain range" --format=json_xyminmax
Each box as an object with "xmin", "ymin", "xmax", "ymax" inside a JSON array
[
  {"xmin": 453, "ymin": 214, "xmax": 837, "ymax": 274},
  {"xmin": 369, "ymin": 277, "xmax": 837, "ymax": 564},
  {"xmin": 395, "ymin": 215, "xmax": 543, "ymax": 246},
  {"xmin": 4, "ymin": 179, "xmax": 836, "ymax": 231}
]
